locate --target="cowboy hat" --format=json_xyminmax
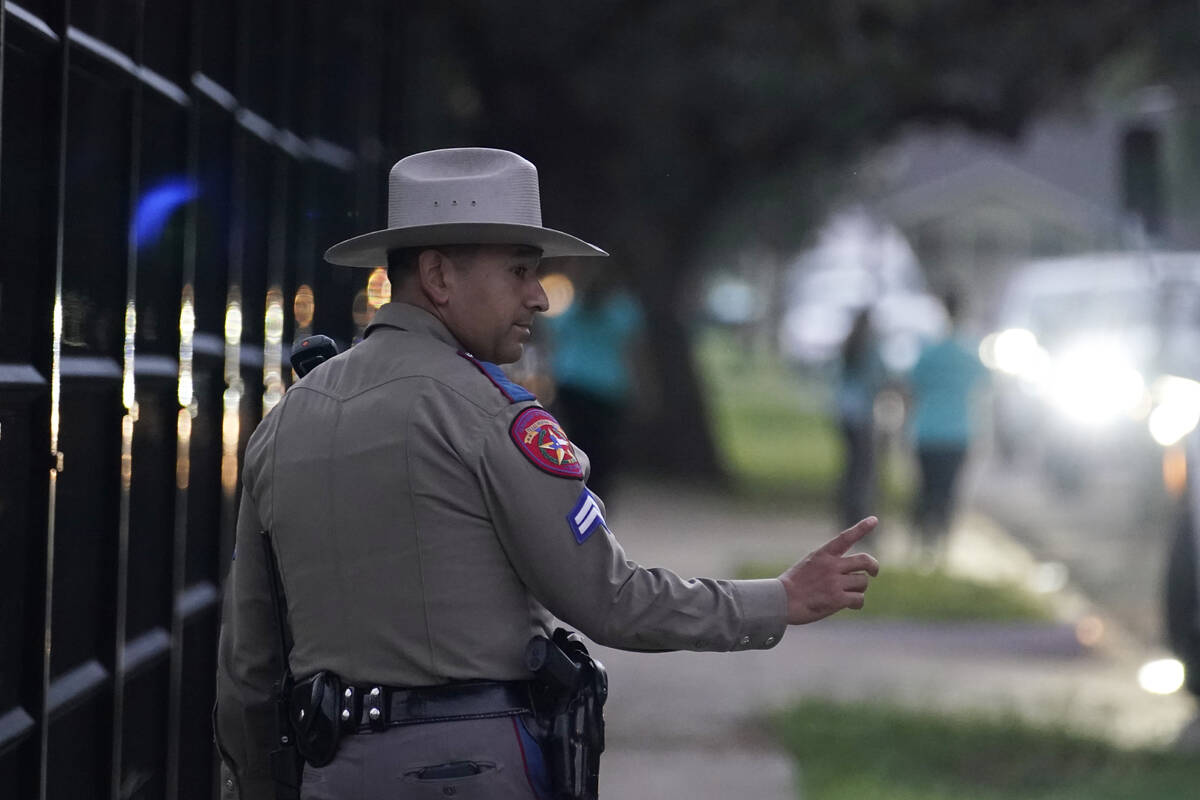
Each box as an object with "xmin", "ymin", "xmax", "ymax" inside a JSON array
[{"xmin": 323, "ymin": 147, "xmax": 607, "ymax": 267}]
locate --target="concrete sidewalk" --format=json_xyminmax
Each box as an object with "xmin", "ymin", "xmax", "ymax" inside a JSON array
[{"xmin": 589, "ymin": 481, "xmax": 1197, "ymax": 799}]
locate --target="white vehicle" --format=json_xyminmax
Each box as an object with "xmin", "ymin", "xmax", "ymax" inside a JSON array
[{"xmin": 981, "ymin": 251, "xmax": 1200, "ymax": 488}]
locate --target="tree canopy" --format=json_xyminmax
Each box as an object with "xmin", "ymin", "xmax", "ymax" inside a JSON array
[{"xmin": 389, "ymin": 0, "xmax": 1196, "ymax": 477}]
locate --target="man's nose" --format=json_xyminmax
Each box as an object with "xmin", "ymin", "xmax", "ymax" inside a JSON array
[{"xmin": 529, "ymin": 277, "xmax": 550, "ymax": 312}]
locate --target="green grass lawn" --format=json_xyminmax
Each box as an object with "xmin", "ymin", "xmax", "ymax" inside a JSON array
[
  {"xmin": 694, "ymin": 328, "xmax": 914, "ymax": 513},
  {"xmin": 733, "ymin": 561, "xmax": 1053, "ymax": 622},
  {"xmin": 774, "ymin": 698, "xmax": 1200, "ymax": 799}
]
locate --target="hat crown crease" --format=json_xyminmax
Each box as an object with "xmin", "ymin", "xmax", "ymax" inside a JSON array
[{"xmin": 387, "ymin": 149, "xmax": 543, "ymax": 229}]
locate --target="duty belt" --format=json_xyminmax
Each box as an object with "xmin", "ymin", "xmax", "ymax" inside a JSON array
[{"xmin": 337, "ymin": 680, "xmax": 535, "ymax": 732}]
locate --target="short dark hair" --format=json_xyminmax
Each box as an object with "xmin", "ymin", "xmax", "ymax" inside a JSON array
[
  {"xmin": 385, "ymin": 247, "xmax": 423, "ymax": 287},
  {"xmin": 385, "ymin": 244, "xmax": 482, "ymax": 286}
]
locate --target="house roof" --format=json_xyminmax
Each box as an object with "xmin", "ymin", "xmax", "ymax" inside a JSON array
[{"xmin": 869, "ymin": 112, "xmax": 1127, "ymax": 236}]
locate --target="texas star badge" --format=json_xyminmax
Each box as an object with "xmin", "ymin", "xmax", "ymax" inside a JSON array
[{"xmin": 509, "ymin": 407, "xmax": 583, "ymax": 478}]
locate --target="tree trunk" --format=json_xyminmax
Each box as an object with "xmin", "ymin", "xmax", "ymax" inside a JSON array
[{"xmin": 620, "ymin": 223, "xmax": 727, "ymax": 483}]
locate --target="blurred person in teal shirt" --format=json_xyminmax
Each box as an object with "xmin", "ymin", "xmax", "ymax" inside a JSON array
[
  {"xmin": 835, "ymin": 308, "xmax": 887, "ymax": 529},
  {"xmin": 907, "ymin": 291, "xmax": 989, "ymax": 559},
  {"xmin": 546, "ymin": 271, "xmax": 643, "ymax": 499}
]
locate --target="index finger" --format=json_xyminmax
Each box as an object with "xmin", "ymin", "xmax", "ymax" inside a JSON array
[{"xmin": 820, "ymin": 516, "xmax": 878, "ymax": 557}]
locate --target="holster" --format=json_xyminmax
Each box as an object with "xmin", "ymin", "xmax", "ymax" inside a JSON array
[
  {"xmin": 262, "ymin": 671, "xmax": 341, "ymax": 800},
  {"xmin": 525, "ymin": 629, "xmax": 608, "ymax": 800},
  {"xmin": 289, "ymin": 671, "xmax": 344, "ymax": 767}
]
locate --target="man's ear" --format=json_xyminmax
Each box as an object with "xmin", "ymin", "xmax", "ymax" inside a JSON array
[{"xmin": 417, "ymin": 249, "xmax": 451, "ymax": 306}]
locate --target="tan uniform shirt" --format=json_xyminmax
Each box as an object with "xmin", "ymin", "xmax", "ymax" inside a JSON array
[{"xmin": 214, "ymin": 302, "xmax": 787, "ymax": 798}]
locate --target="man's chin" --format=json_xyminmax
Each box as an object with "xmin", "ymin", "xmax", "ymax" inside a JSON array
[
  {"xmin": 504, "ymin": 346, "xmax": 525, "ymax": 365},
  {"xmin": 491, "ymin": 344, "xmax": 523, "ymax": 365}
]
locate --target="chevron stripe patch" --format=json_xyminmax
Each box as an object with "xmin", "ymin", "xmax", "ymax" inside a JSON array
[{"xmin": 567, "ymin": 488, "xmax": 607, "ymax": 544}]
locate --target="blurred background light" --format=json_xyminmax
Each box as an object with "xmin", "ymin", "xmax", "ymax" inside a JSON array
[
  {"xmin": 178, "ymin": 285, "xmax": 195, "ymax": 407},
  {"xmin": 294, "ymin": 284, "xmax": 315, "ymax": 329},
  {"xmin": 541, "ymin": 272, "xmax": 576, "ymax": 318},
  {"xmin": 367, "ymin": 267, "xmax": 392, "ymax": 309},
  {"xmin": 352, "ymin": 290, "xmax": 373, "ymax": 328},
  {"xmin": 222, "ymin": 297, "xmax": 244, "ymax": 492},
  {"xmin": 265, "ymin": 288, "xmax": 285, "ymax": 340},
  {"xmin": 1046, "ymin": 338, "xmax": 1145, "ymax": 426},
  {"xmin": 1162, "ymin": 443, "xmax": 1188, "ymax": 497},
  {"xmin": 176, "ymin": 408, "xmax": 192, "ymax": 491},
  {"xmin": 1148, "ymin": 375, "xmax": 1200, "ymax": 446},
  {"xmin": 131, "ymin": 178, "xmax": 198, "ymax": 250},
  {"xmin": 122, "ymin": 300, "xmax": 137, "ymax": 411},
  {"xmin": 263, "ymin": 288, "xmax": 285, "ymax": 414},
  {"xmin": 873, "ymin": 389, "xmax": 907, "ymax": 436},
  {"xmin": 224, "ymin": 300, "xmax": 243, "ymax": 343},
  {"xmin": 220, "ymin": 385, "xmax": 241, "ymax": 492},
  {"xmin": 981, "ymin": 328, "xmax": 1048, "ymax": 380},
  {"xmin": 1074, "ymin": 615, "xmax": 1105, "ymax": 648},
  {"xmin": 120, "ymin": 414, "xmax": 134, "ymax": 489},
  {"xmin": 707, "ymin": 278, "xmax": 762, "ymax": 326},
  {"xmin": 1138, "ymin": 658, "xmax": 1185, "ymax": 695},
  {"xmin": 1027, "ymin": 561, "xmax": 1068, "ymax": 594}
]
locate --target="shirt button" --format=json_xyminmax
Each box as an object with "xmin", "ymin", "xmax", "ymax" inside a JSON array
[
  {"xmin": 765, "ymin": 635, "xmax": 777, "ymax": 646},
  {"xmin": 739, "ymin": 635, "xmax": 752, "ymax": 647},
  {"xmin": 224, "ymin": 778, "xmax": 234, "ymax": 790}
]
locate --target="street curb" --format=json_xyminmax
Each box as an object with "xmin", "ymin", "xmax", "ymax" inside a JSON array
[{"xmin": 954, "ymin": 509, "xmax": 1163, "ymax": 666}]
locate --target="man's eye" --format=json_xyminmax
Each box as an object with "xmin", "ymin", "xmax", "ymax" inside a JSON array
[{"xmin": 513, "ymin": 266, "xmax": 529, "ymax": 277}]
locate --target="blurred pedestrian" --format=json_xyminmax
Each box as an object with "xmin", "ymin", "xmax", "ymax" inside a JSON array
[
  {"xmin": 835, "ymin": 308, "xmax": 886, "ymax": 529},
  {"xmin": 214, "ymin": 147, "xmax": 881, "ymax": 800},
  {"xmin": 906, "ymin": 290, "xmax": 989, "ymax": 560},
  {"xmin": 545, "ymin": 270, "xmax": 643, "ymax": 499}
]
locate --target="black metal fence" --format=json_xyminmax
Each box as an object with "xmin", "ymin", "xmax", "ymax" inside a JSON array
[{"xmin": 0, "ymin": 2, "xmax": 403, "ymax": 797}]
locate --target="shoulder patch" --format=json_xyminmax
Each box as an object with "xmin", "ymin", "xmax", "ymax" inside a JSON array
[
  {"xmin": 568, "ymin": 487, "xmax": 608, "ymax": 544},
  {"xmin": 458, "ymin": 352, "xmax": 536, "ymax": 403},
  {"xmin": 509, "ymin": 407, "xmax": 584, "ymax": 478}
]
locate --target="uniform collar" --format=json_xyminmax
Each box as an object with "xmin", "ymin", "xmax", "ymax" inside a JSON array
[{"xmin": 365, "ymin": 302, "xmax": 463, "ymax": 351}]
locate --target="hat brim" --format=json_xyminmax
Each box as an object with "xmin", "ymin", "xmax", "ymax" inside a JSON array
[{"xmin": 324, "ymin": 222, "xmax": 608, "ymax": 267}]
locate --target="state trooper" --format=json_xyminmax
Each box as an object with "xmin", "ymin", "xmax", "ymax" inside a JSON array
[{"xmin": 214, "ymin": 147, "xmax": 880, "ymax": 800}]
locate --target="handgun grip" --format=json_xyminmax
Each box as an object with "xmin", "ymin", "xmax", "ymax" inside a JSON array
[{"xmin": 525, "ymin": 635, "xmax": 582, "ymax": 690}]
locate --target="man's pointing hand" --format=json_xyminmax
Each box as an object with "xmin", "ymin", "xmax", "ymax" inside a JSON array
[{"xmin": 778, "ymin": 516, "xmax": 880, "ymax": 625}]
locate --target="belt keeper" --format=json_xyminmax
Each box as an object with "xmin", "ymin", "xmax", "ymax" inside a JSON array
[
  {"xmin": 364, "ymin": 686, "xmax": 385, "ymax": 729},
  {"xmin": 340, "ymin": 685, "xmax": 360, "ymax": 732}
]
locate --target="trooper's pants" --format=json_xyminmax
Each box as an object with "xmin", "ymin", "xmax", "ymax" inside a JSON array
[{"xmin": 299, "ymin": 714, "xmax": 552, "ymax": 799}]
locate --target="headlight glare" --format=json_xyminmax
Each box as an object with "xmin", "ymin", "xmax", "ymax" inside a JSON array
[
  {"xmin": 1046, "ymin": 340, "xmax": 1145, "ymax": 426},
  {"xmin": 1148, "ymin": 375, "xmax": 1200, "ymax": 446}
]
